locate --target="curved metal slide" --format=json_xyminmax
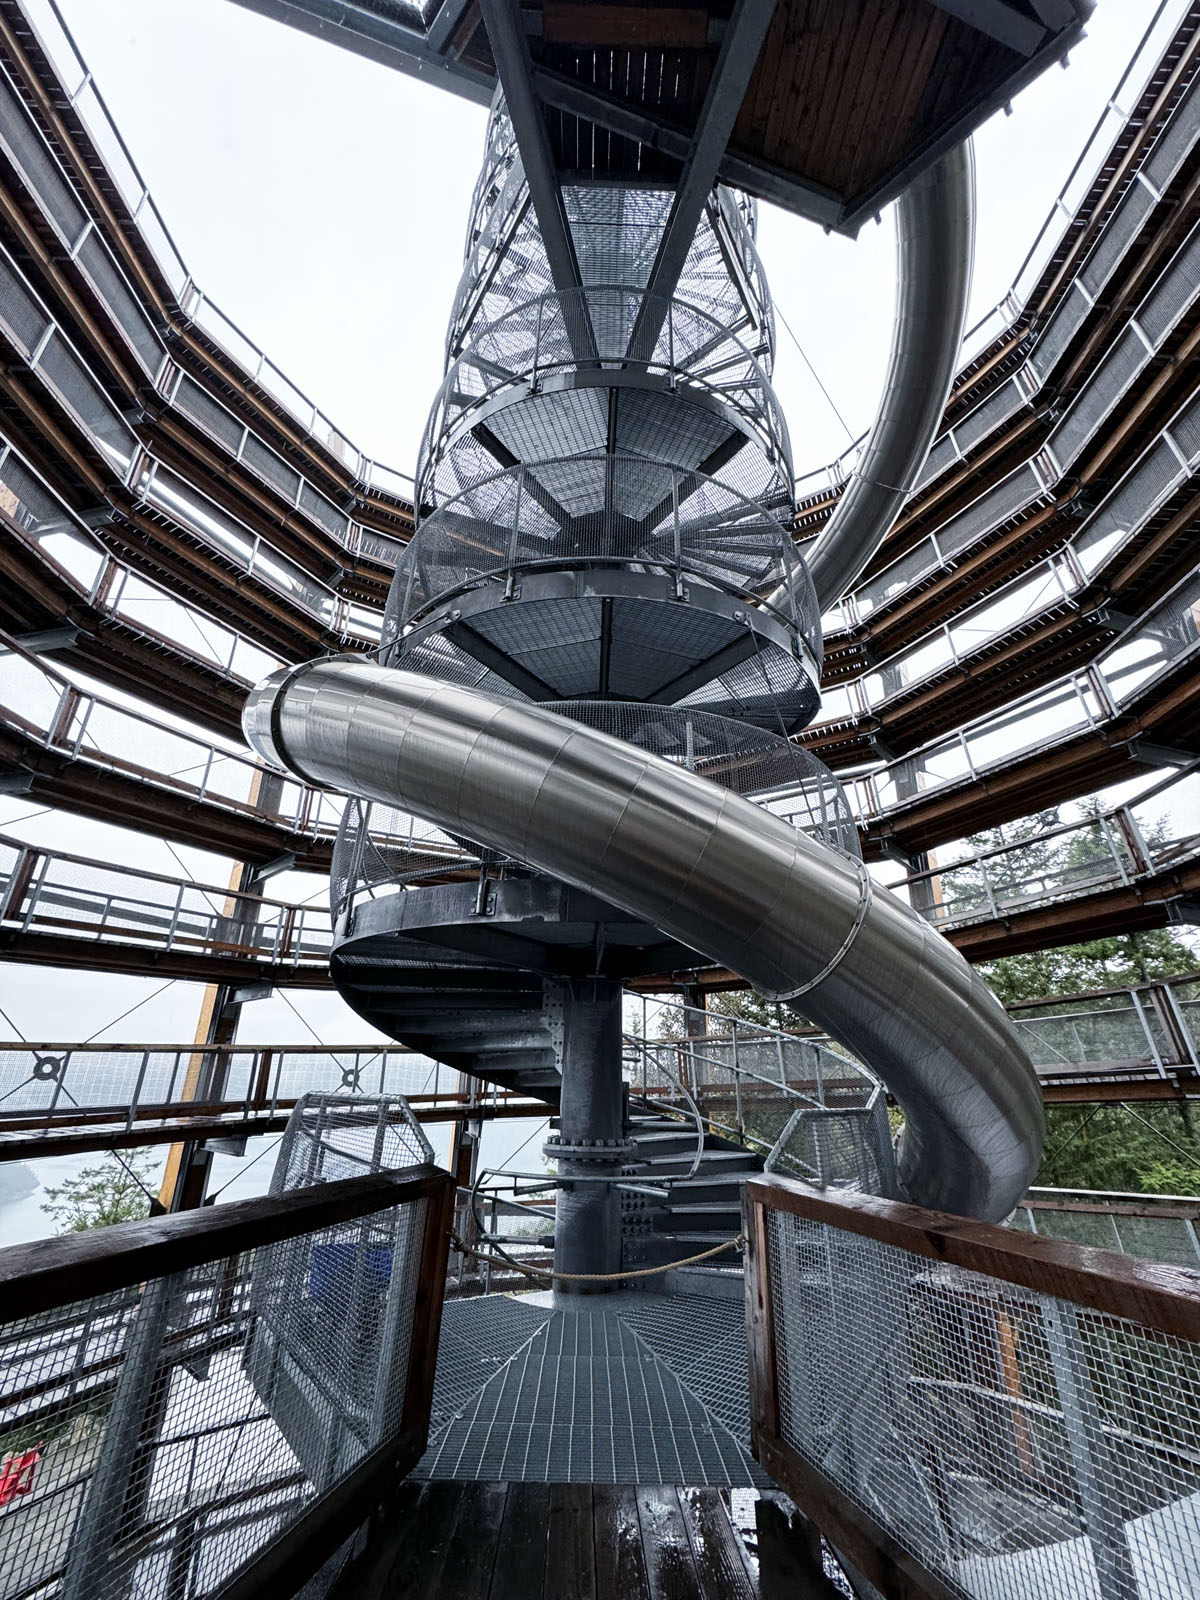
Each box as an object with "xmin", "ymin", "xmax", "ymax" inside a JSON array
[{"xmin": 244, "ymin": 660, "xmax": 1043, "ymax": 1221}]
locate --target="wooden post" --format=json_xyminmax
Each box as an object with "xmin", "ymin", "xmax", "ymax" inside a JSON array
[
  {"xmin": 743, "ymin": 1186, "xmax": 778, "ymax": 1456},
  {"xmin": 755, "ymin": 1494, "xmax": 846, "ymax": 1600}
]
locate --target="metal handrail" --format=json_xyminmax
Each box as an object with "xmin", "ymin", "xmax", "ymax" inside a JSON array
[
  {"xmin": 417, "ymin": 283, "xmax": 789, "ymax": 499},
  {"xmin": 622, "ymin": 1034, "xmax": 706, "ymax": 1188}
]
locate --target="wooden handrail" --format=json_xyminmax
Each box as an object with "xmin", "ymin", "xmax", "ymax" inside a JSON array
[
  {"xmin": 746, "ymin": 1174, "xmax": 1200, "ymax": 1341},
  {"xmin": 0, "ymin": 1162, "xmax": 454, "ymax": 1323}
]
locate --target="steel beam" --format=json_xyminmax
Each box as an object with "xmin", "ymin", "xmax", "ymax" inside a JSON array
[
  {"xmin": 223, "ymin": 0, "xmax": 494, "ymax": 102},
  {"xmin": 478, "ymin": 0, "xmax": 594, "ymax": 359},
  {"xmin": 629, "ymin": 0, "xmax": 777, "ymax": 360}
]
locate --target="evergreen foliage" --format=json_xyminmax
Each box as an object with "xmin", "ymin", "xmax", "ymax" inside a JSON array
[
  {"xmin": 41, "ymin": 1150, "xmax": 158, "ymax": 1233},
  {"xmin": 692, "ymin": 793, "xmax": 1200, "ymax": 1195},
  {"xmin": 978, "ymin": 928, "xmax": 1197, "ymax": 1006},
  {"xmin": 1038, "ymin": 1103, "xmax": 1200, "ymax": 1197}
]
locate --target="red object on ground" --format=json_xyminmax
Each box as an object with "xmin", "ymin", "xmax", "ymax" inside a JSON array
[{"xmin": 0, "ymin": 1446, "xmax": 41, "ymax": 1505}]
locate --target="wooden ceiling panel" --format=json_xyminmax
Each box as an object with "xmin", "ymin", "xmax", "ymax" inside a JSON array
[
  {"xmin": 542, "ymin": 4, "xmax": 712, "ymax": 50},
  {"xmin": 741, "ymin": 0, "xmax": 994, "ymax": 196},
  {"xmin": 228, "ymin": 0, "xmax": 1091, "ymax": 230}
]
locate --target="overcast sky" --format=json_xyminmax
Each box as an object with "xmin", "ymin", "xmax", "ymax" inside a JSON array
[
  {"xmin": 51, "ymin": 0, "xmax": 1172, "ymax": 474},
  {"xmin": 0, "ymin": 0, "xmax": 1184, "ymax": 1225}
]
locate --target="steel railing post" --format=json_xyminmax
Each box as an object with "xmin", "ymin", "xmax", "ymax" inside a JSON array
[
  {"xmin": 1043, "ymin": 1300, "xmax": 1140, "ymax": 1600},
  {"xmin": 732, "ymin": 1021, "xmax": 745, "ymax": 1142},
  {"xmin": 129, "ymin": 1049, "xmax": 151, "ymax": 1129},
  {"xmin": 1129, "ymin": 989, "xmax": 1166, "ymax": 1077}
]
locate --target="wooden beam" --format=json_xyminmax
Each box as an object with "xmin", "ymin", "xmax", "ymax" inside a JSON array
[
  {"xmin": 541, "ymin": 4, "xmax": 710, "ymax": 49},
  {"xmin": 754, "ymin": 1433, "xmax": 964, "ymax": 1600},
  {"xmin": 0, "ymin": 1163, "xmax": 454, "ymax": 1323}
]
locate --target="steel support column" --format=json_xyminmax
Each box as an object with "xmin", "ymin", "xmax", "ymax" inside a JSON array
[
  {"xmin": 478, "ymin": 0, "xmax": 595, "ymax": 361},
  {"xmin": 544, "ymin": 979, "xmax": 630, "ymax": 1294}
]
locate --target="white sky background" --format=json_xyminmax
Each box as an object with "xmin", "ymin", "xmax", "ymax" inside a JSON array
[
  {"xmin": 52, "ymin": 0, "xmax": 1165, "ymax": 474},
  {"xmin": 0, "ymin": 0, "xmax": 1181, "ymax": 1231}
]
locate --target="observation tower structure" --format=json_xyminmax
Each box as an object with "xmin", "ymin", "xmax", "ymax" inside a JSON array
[
  {"xmin": 10, "ymin": 3, "xmax": 1200, "ymax": 1596},
  {"xmin": 245, "ymin": 39, "xmax": 1043, "ymax": 1275}
]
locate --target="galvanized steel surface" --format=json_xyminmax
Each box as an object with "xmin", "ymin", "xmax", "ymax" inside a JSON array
[
  {"xmin": 798, "ymin": 142, "xmax": 977, "ymax": 613},
  {"xmin": 244, "ymin": 660, "xmax": 1043, "ymax": 1220}
]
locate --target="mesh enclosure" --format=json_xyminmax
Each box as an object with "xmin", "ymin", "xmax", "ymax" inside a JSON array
[
  {"xmin": 0, "ymin": 1185, "xmax": 437, "ymax": 1600},
  {"xmin": 764, "ymin": 1095, "xmax": 898, "ymax": 1198},
  {"xmin": 447, "ymin": 101, "xmax": 772, "ymax": 373},
  {"xmin": 1050, "ymin": 323, "xmax": 1152, "ymax": 472},
  {"xmin": 764, "ymin": 1208, "xmax": 1200, "ymax": 1600},
  {"xmin": 244, "ymin": 1201, "xmax": 426, "ymax": 1494},
  {"xmin": 416, "ymin": 286, "xmax": 789, "ymax": 510},
  {"xmin": 249, "ymin": 1097, "xmax": 433, "ymax": 1503},
  {"xmin": 1075, "ymin": 430, "xmax": 1187, "ymax": 576},
  {"xmin": 73, "ymin": 229, "xmax": 162, "ymax": 375},
  {"xmin": 1009, "ymin": 992, "xmax": 1174, "ymax": 1074},
  {"xmin": 269, "ymin": 1092, "xmax": 433, "ymax": 1193},
  {"xmin": 0, "ymin": 1037, "xmax": 445, "ymax": 1150},
  {"xmin": 1145, "ymin": 69, "xmax": 1200, "ymax": 191},
  {"xmin": 0, "ymin": 1043, "xmax": 446, "ymax": 1124},
  {"xmin": 408, "ymin": 89, "xmax": 807, "ymax": 740},
  {"xmin": 384, "ymin": 454, "xmax": 817, "ymax": 656}
]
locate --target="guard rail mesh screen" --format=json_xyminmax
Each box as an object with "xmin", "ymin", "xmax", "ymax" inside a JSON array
[
  {"xmin": 0, "ymin": 1187, "xmax": 433, "ymax": 1600},
  {"xmin": 765, "ymin": 1207, "xmax": 1200, "ymax": 1600}
]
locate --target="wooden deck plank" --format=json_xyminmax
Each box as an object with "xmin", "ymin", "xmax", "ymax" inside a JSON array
[
  {"xmin": 490, "ymin": 1482, "xmax": 551, "ymax": 1600},
  {"xmin": 438, "ymin": 1482, "xmax": 509, "ymax": 1600},
  {"xmin": 326, "ymin": 1480, "xmax": 429, "ymax": 1599},
  {"xmin": 637, "ymin": 1486, "xmax": 703, "ymax": 1600},
  {"xmin": 344, "ymin": 1482, "xmax": 464, "ymax": 1600},
  {"xmin": 545, "ymin": 1483, "xmax": 597, "ymax": 1600},
  {"xmin": 594, "ymin": 1484, "xmax": 652, "ymax": 1600},
  {"xmin": 339, "ymin": 1480, "xmax": 762, "ymax": 1600},
  {"xmin": 677, "ymin": 1488, "xmax": 759, "ymax": 1600}
]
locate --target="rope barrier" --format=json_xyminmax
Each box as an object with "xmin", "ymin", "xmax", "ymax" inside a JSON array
[{"xmin": 450, "ymin": 1228, "xmax": 746, "ymax": 1283}]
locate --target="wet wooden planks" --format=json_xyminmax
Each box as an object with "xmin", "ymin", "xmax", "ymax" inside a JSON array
[{"xmin": 334, "ymin": 1482, "xmax": 758, "ymax": 1600}]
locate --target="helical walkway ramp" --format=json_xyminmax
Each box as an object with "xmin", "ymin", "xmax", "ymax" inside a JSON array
[{"xmin": 243, "ymin": 98, "xmax": 1042, "ymax": 1255}]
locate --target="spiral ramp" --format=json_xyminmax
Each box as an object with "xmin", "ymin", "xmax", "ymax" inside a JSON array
[{"xmin": 243, "ymin": 101, "xmax": 1043, "ymax": 1271}]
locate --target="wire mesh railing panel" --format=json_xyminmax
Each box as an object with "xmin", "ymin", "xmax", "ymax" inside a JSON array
[
  {"xmin": 1100, "ymin": 569, "xmax": 1200, "ymax": 711},
  {"xmin": 1008, "ymin": 1189, "xmax": 1200, "ymax": 1277},
  {"xmin": 0, "ymin": 1161, "xmax": 450, "ymax": 1600},
  {"xmin": 1112, "ymin": 1215, "xmax": 1200, "ymax": 1272},
  {"xmin": 0, "ymin": 839, "xmax": 335, "ymax": 969},
  {"xmin": 1013, "ymin": 1002, "xmax": 1164, "ymax": 1072},
  {"xmin": 626, "ymin": 996, "xmax": 881, "ymax": 1163},
  {"xmin": 269, "ymin": 1093, "xmax": 433, "ymax": 1193},
  {"xmin": 758, "ymin": 1194, "xmax": 1200, "ymax": 1600}
]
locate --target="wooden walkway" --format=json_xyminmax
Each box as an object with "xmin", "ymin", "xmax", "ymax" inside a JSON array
[{"xmin": 329, "ymin": 1481, "xmax": 759, "ymax": 1599}]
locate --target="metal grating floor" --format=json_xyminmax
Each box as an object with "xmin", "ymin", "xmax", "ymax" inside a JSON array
[{"xmin": 417, "ymin": 1291, "xmax": 768, "ymax": 1486}]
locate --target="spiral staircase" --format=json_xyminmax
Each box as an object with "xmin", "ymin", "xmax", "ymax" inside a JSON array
[{"xmin": 310, "ymin": 101, "xmax": 864, "ymax": 1281}]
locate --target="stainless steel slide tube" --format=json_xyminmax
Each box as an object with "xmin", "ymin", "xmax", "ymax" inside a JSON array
[
  {"xmin": 245, "ymin": 658, "xmax": 1043, "ymax": 1221},
  {"xmin": 771, "ymin": 141, "xmax": 976, "ymax": 614}
]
